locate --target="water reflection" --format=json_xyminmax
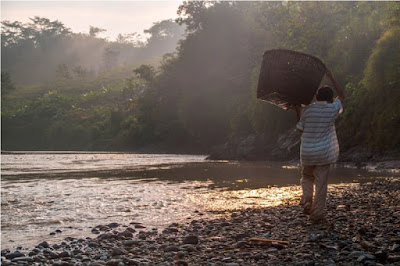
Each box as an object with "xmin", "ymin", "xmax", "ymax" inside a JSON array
[{"xmin": 1, "ymin": 153, "xmax": 399, "ymax": 250}]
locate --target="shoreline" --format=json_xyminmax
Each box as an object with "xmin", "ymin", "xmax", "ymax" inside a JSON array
[{"xmin": 2, "ymin": 178, "xmax": 400, "ymax": 265}]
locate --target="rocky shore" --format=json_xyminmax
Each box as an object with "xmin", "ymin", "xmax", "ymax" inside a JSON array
[{"xmin": 2, "ymin": 179, "xmax": 400, "ymax": 266}]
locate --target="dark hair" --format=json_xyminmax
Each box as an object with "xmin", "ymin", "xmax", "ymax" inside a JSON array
[{"xmin": 316, "ymin": 85, "xmax": 334, "ymax": 102}]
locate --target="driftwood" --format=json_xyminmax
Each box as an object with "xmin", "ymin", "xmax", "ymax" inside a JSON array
[
  {"xmin": 249, "ymin": 237, "xmax": 290, "ymax": 245},
  {"xmin": 257, "ymin": 49, "xmax": 327, "ymax": 109}
]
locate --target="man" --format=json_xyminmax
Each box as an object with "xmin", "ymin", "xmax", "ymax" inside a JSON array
[{"xmin": 294, "ymin": 69, "xmax": 345, "ymax": 223}]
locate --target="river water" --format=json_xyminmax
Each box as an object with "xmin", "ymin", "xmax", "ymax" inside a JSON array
[{"xmin": 1, "ymin": 152, "xmax": 399, "ymax": 250}]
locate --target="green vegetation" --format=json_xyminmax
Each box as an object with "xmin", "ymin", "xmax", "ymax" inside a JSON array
[{"xmin": 2, "ymin": 2, "xmax": 399, "ymax": 155}]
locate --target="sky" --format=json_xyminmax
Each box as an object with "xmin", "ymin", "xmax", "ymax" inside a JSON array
[{"xmin": 1, "ymin": 1, "xmax": 183, "ymax": 41}]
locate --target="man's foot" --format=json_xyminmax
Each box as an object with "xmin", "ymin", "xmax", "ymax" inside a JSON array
[{"xmin": 303, "ymin": 202, "xmax": 312, "ymax": 215}]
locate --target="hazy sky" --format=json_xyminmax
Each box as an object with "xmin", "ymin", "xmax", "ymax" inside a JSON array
[{"xmin": 1, "ymin": 1, "xmax": 183, "ymax": 41}]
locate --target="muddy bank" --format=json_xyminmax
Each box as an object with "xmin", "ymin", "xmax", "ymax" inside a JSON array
[{"xmin": 2, "ymin": 178, "xmax": 399, "ymax": 265}]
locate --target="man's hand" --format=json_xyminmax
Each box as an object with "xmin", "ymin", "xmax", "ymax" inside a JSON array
[{"xmin": 326, "ymin": 68, "xmax": 345, "ymax": 102}]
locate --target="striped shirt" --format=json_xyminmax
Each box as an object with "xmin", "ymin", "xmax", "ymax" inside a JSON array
[{"xmin": 296, "ymin": 98, "xmax": 343, "ymax": 165}]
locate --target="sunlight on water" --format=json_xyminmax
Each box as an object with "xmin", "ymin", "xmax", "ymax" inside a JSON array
[
  {"xmin": 1, "ymin": 153, "xmax": 399, "ymax": 250},
  {"xmin": 198, "ymin": 186, "xmax": 302, "ymax": 212}
]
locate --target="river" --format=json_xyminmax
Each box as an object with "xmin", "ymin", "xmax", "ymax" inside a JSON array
[{"xmin": 1, "ymin": 152, "xmax": 399, "ymax": 250}]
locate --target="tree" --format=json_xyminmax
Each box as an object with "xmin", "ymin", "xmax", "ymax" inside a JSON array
[
  {"xmin": 1, "ymin": 71, "xmax": 16, "ymax": 96},
  {"xmin": 89, "ymin": 26, "xmax": 106, "ymax": 37},
  {"xmin": 56, "ymin": 64, "xmax": 71, "ymax": 79},
  {"xmin": 144, "ymin": 19, "xmax": 185, "ymax": 54}
]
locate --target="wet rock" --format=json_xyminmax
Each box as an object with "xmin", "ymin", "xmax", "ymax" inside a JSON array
[
  {"xmin": 271, "ymin": 242, "xmax": 286, "ymax": 250},
  {"xmin": 91, "ymin": 228, "xmax": 100, "ymax": 234},
  {"xmin": 175, "ymin": 260, "xmax": 188, "ymax": 266},
  {"xmin": 10, "ymin": 256, "xmax": 34, "ymax": 263},
  {"xmin": 179, "ymin": 244, "xmax": 197, "ymax": 253},
  {"xmin": 266, "ymin": 247, "xmax": 279, "ymax": 254},
  {"xmin": 112, "ymin": 247, "xmax": 127, "ymax": 256},
  {"xmin": 388, "ymin": 256, "xmax": 400, "ymax": 263},
  {"xmin": 182, "ymin": 235, "xmax": 198, "ymax": 245},
  {"xmin": 348, "ymin": 251, "xmax": 365, "ymax": 258},
  {"xmin": 235, "ymin": 241, "xmax": 247, "ymax": 248},
  {"xmin": 374, "ymin": 250, "xmax": 387, "ymax": 263},
  {"xmin": 391, "ymin": 243, "xmax": 400, "ymax": 252},
  {"xmin": 106, "ymin": 259, "xmax": 122, "ymax": 266},
  {"xmin": 119, "ymin": 230, "xmax": 133, "ymax": 238},
  {"xmin": 43, "ymin": 250, "xmax": 59, "ymax": 259},
  {"xmin": 58, "ymin": 251, "xmax": 70, "ymax": 258},
  {"xmin": 164, "ymin": 246, "xmax": 179, "ymax": 252},
  {"xmin": 37, "ymin": 241, "xmax": 50, "ymax": 248},
  {"xmin": 5, "ymin": 251, "xmax": 25, "ymax": 260},
  {"xmin": 108, "ymin": 223, "xmax": 119, "ymax": 228}
]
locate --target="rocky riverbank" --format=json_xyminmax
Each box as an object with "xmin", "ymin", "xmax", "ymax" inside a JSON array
[{"xmin": 2, "ymin": 178, "xmax": 400, "ymax": 266}]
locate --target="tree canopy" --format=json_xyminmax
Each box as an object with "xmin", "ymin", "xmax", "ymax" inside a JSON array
[{"xmin": 2, "ymin": 2, "xmax": 399, "ymax": 155}]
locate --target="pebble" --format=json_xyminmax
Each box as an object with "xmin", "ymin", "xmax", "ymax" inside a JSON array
[
  {"xmin": 182, "ymin": 235, "xmax": 199, "ymax": 245},
  {"xmin": 2, "ymin": 179, "xmax": 400, "ymax": 265}
]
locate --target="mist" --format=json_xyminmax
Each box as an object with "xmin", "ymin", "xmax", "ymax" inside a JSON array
[
  {"xmin": 1, "ymin": 1, "xmax": 399, "ymax": 156},
  {"xmin": 1, "ymin": 17, "xmax": 185, "ymax": 85}
]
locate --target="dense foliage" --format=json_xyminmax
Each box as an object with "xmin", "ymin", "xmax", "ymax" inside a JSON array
[{"xmin": 2, "ymin": 2, "xmax": 399, "ymax": 155}]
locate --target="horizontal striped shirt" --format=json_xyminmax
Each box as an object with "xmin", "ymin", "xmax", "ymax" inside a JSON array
[{"xmin": 296, "ymin": 98, "xmax": 343, "ymax": 165}]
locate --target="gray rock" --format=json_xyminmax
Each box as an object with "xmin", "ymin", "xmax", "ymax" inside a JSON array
[
  {"xmin": 348, "ymin": 251, "xmax": 365, "ymax": 258},
  {"xmin": 119, "ymin": 230, "xmax": 133, "ymax": 238},
  {"xmin": 53, "ymin": 262, "xmax": 70, "ymax": 266},
  {"xmin": 391, "ymin": 243, "xmax": 400, "ymax": 252},
  {"xmin": 235, "ymin": 241, "xmax": 247, "ymax": 248},
  {"xmin": 108, "ymin": 223, "xmax": 119, "ymax": 228},
  {"xmin": 164, "ymin": 246, "xmax": 179, "ymax": 252},
  {"xmin": 43, "ymin": 250, "xmax": 59, "ymax": 259},
  {"xmin": 10, "ymin": 256, "xmax": 34, "ymax": 263},
  {"xmin": 265, "ymin": 247, "xmax": 279, "ymax": 254},
  {"xmin": 182, "ymin": 235, "xmax": 198, "ymax": 245},
  {"xmin": 106, "ymin": 259, "xmax": 122, "ymax": 266},
  {"xmin": 5, "ymin": 251, "xmax": 25, "ymax": 260},
  {"xmin": 179, "ymin": 244, "xmax": 197, "ymax": 252},
  {"xmin": 112, "ymin": 247, "xmax": 127, "ymax": 256},
  {"xmin": 388, "ymin": 256, "xmax": 400, "ymax": 263},
  {"xmin": 175, "ymin": 261, "xmax": 188, "ymax": 266},
  {"xmin": 271, "ymin": 242, "xmax": 286, "ymax": 250},
  {"xmin": 134, "ymin": 224, "xmax": 146, "ymax": 229},
  {"xmin": 58, "ymin": 251, "xmax": 70, "ymax": 258},
  {"xmin": 38, "ymin": 241, "xmax": 50, "ymax": 248}
]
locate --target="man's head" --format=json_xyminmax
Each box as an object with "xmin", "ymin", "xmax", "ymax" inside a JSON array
[{"xmin": 316, "ymin": 85, "xmax": 334, "ymax": 102}]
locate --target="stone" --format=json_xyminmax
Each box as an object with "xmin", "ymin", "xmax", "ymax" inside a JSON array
[
  {"xmin": 119, "ymin": 230, "xmax": 133, "ymax": 238},
  {"xmin": 182, "ymin": 235, "xmax": 198, "ymax": 245},
  {"xmin": 44, "ymin": 250, "xmax": 59, "ymax": 259},
  {"xmin": 58, "ymin": 251, "xmax": 70, "ymax": 258},
  {"xmin": 179, "ymin": 244, "xmax": 197, "ymax": 253},
  {"xmin": 391, "ymin": 243, "xmax": 400, "ymax": 252},
  {"xmin": 38, "ymin": 241, "xmax": 50, "ymax": 248},
  {"xmin": 235, "ymin": 241, "xmax": 247, "ymax": 248},
  {"xmin": 5, "ymin": 251, "xmax": 25, "ymax": 260},
  {"xmin": 135, "ymin": 224, "xmax": 146, "ymax": 229},
  {"xmin": 10, "ymin": 256, "xmax": 34, "ymax": 263},
  {"xmin": 388, "ymin": 256, "xmax": 400, "ymax": 263},
  {"xmin": 108, "ymin": 223, "xmax": 119, "ymax": 228},
  {"xmin": 374, "ymin": 250, "xmax": 387, "ymax": 263},
  {"xmin": 112, "ymin": 247, "xmax": 127, "ymax": 256},
  {"xmin": 165, "ymin": 246, "xmax": 179, "ymax": 252},
  {"xmin": 265, "ymin": 248, "xmax": 279, "ymax": 254},
  {"xmin": 348, "ymin": 251, "xmax": 365, "ymax": 258}
]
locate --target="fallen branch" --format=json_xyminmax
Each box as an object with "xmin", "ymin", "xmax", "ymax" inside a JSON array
[{"xmin": 249, "ymin": 237, "xmax": 290, "ymax": 245}]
